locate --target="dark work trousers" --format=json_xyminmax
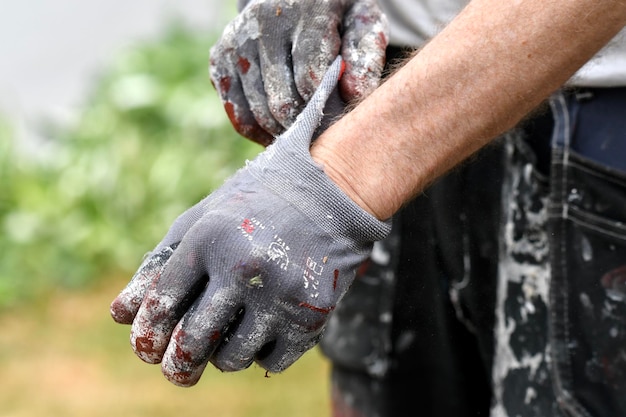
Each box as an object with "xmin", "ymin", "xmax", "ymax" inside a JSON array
[{"xmin": 318, "ymin": 46, "xmax": 626, "ymax": 417}]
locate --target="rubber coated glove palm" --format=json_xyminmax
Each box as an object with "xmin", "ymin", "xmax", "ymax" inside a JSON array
[
  {"xmin": 110, "ymin": 57, "xmax": 390, "ymax": 386},
  {"xmin": 209, "ymin": 0, "xmax": 389, "ymax": 145}
]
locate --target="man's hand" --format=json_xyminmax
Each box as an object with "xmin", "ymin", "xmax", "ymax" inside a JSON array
[
  {"xmin": 209, "ymin": 0, "xmax": 388, "ymax": 146},
  {"xmin": 110, "ymin": 58, "xmax": 390, "ymax": 386}
]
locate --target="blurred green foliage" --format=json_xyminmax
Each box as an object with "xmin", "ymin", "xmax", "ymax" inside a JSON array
[{"xmin": 0, "ymin": 23, "xmax": 262, "ymax": 308}]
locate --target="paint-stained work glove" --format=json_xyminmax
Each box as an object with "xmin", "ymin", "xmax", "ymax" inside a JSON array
[
  {"xmin": 110, "ymin": 57, "xmax": 390, "ymax": 386},
  {"xmin": 209, "ymin": 0, "xmax": 389, "ymax": 146}
]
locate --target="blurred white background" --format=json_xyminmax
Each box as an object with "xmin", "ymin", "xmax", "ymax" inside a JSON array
[{"xmin": 0, "ymin": 0, "xmax": 234, "ymax": 142}]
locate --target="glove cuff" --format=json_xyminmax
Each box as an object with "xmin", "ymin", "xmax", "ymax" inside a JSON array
[
  {"xmin": 248, "ymin": 57, "xmax": 391, "ymax": 248},
  {"xmin": 254, "ymin": 146, "xmax": 392, "ymax": 248}
]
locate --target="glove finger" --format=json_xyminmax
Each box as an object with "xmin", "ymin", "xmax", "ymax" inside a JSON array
[
  {"xmin": 160, "ymin": 291, "xmax": 245, "ymax": 386},
  {"xmin": 254, "ymin": 327, "xmax": 321, "ymax": 373},
  {"xmin": 109, "ymin": 199, "xmax": 209, "ymax": 324},
  {"xmin": 236, "ymin": 42, "xmax": 285, "ymax": 137},
  {"xmin": 209, "ymin": 308, "xmax": 276, "ymax": 372},
  {"xmin": 291, "ymin": 17, "xmax": 342, "ymax": 102},
  {"xmin": 258, "ymin": 47, "xmax": 304, "ymax": 130},
  {"xmin": 254, "ymin": 291, "xmax": 336, "ymax": 373},
  {"xmin": 130, "ymin": 236, "xmax": 209, "ymax": 364},
  {"xmin": 110, "ymin": 243, "xmax": 178, "ymax": 324},
  {"xmin": 340, "ymin": 0, "xmax": 389, "ymax": 101},
  {"xmin": 210, "ymin": 46, "xmax": 275, "ymax": 146},
  {"xmin": 257, "ymin": 6, "xmax": 305, "ymax": 130}
]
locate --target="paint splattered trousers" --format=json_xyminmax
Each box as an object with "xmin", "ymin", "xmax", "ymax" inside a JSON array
[{"xmin": 319, "ymin": 85, "xmax": 626, "ymax": 417}]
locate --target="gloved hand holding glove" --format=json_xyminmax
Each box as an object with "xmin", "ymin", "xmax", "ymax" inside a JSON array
[
  {"xmin": 110, "ymin": 57, "xmax": 390, "ymax": 386},
  {"xmin": 209, "ymin": 0, "xmax": 389, "ymax": 145}
]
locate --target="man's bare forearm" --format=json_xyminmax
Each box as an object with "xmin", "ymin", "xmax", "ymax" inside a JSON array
[{"xmin": 311, "ymin": 0, "xmax": 626, "ymax": 220}]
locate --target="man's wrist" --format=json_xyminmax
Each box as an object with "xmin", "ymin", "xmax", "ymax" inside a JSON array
[{"xmin": 311, "ymin": 131, "xmax": 395, "ymax": 222}]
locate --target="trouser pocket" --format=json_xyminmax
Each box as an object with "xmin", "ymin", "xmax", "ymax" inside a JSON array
[{"xmin": 549, "ymin": 149, "xmax": 626, "ymax": 417}]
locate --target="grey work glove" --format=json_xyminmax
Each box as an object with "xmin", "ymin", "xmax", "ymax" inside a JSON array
[
  {"xmin": 209, "ymin": 0, "xmax": 389, "ymax": 146},
  {"xmin": 110, "ymin": 57, "xmax": 390, "ymax": 386}
]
